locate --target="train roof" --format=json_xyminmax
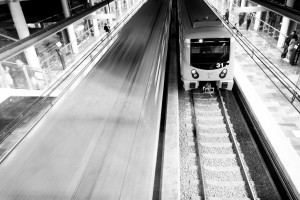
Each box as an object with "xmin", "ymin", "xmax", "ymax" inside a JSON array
[
  {"xmin": 185, "ymin": 26, "xmax": 231, "ymax": 39},
  {"xmin": 186, "ymin": 0, "xmax": 221, "ymax": 28},
  {"xmin": 179, "ymin": 0, "xmax": 231, "ymax": 39}
]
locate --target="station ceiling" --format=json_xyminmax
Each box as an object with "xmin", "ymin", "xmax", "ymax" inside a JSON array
[
  {"xmin": 0, "ymin": 0, "xmax": 300, "ymax": 44},
  {"xmin": 250, "ymin": 0, "xmax": 300, "ymax": 23},
  {"xmin": 0, "ymin": 0, "xmax": 87, "ymax": 41},
  {"xmin": 0, "ymin": 0, "xmax": 88, "ymax": 22}
]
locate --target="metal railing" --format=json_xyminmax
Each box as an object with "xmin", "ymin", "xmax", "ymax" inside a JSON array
[
  {"xmin": 257, "ymin": 19, "xmax": 284, "ymax": 41},
  {"xmin": 205, "ymin": 0, "xmax": 300, "ymax": 112},
  {"xmin": 0, "ymin": 0, "xmax": 145, "ymax": 148},
  {"xmin": 0, "ymin": 0, "xmax": 120, "ymax": 91},
  {"xmin": 1, "ymin": 60, "xmax": 47, "ymax": 90},
  {"xmin": 232, "ymin": 1, "xmax": 287, "ymax": 43}
]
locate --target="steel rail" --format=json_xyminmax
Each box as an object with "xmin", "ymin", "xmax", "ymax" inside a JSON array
[
  {"xmin": 190, "ymin": 89, "xmax": 256, "ymax": 199},
  {"xmin": 217, "ymin": 88, "xmax": 257, "ymax": 200},
  {"xmin": 189, "ymin": 90, "xmax": 207, "ymax": 200}
]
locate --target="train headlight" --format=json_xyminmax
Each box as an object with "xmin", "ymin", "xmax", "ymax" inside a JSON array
[
  {"xmin": 219, "ymin": 69, "xmax": 228, "ymax": 79},
  {"xmin": 191, "ymin": 69, "xmax": 199, "ymax": 79},
  {"xmin": 198, "ymin": 39, "xmax": 203, "ymax": 43}
]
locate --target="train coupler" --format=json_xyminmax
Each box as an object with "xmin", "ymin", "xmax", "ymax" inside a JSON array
[{"xmin": 202, "ymin": 83, "xmax": 214, "ymax": 95}]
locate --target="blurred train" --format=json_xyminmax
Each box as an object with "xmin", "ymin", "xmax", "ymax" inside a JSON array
[{"xmin": 178, "ymin": 0, "xmax": 235, "ymax": 91}]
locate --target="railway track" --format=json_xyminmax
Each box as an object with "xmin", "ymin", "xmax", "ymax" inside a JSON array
[{"xmin": 180, "ymin": 88, "xmax": 258, "ymax": 200}]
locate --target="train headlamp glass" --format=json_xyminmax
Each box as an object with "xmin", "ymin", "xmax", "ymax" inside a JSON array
[
  {"xmin": 219, "ymin": 69, "xmax": 228, "ymax": 79},
  {"xmin": 198, "ymin": 39, "xmax": 203, "ymax": 43},
  {"xmin": 191, "ymin": 69, "xmax": 199, "ymax": 79}
]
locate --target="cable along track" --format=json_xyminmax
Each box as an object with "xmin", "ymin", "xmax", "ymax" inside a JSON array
[{"xmin": 180, "ymin": 88, "xmax": 258, "ymax": 200}]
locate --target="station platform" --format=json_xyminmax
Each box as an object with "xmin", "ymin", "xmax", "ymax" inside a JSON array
[{"xmin": 234, "ymin": 29, "xmax": 300, "ymax": 156}]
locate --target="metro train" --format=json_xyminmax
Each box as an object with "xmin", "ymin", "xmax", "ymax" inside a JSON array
[
  {"xmin": 178, "ymin": 0, "xmax": 235, "ymax": 92},
  {"xmin": 0, "ymin": 0, "xmax": 173, "ymax": 199}
]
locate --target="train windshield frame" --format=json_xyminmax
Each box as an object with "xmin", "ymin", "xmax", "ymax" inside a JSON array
[{"xmin": 190, "ymin": 38, "xmax": 230, "ymax": 70}]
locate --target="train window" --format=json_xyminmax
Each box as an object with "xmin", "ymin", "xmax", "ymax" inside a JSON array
[
  {"xmin": 190, "ymin": 39, "xmax": 230, "ymax": 70},
  {"xmin": 191, "ymin": 47, "xmax": 200, "ymax": 53}
]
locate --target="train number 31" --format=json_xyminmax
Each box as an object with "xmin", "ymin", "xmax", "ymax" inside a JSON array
[{"xmin": 216, "ymin": 63, "xmax": 224, "ymax": 68}]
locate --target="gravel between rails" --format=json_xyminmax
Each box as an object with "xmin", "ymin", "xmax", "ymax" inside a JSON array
[{"xmin": 194, "ymin": 92, "xmax": 255, "ymax": 199}]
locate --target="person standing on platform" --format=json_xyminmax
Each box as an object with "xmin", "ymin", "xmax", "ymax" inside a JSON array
[
  {"xmin": 281, "ymin": 31, "xmax": 297, "ymax": 58},
  {"xmin": 238, "ymin": 13, "xmax": 245, "ymax": 27},
  {"xmin": 104, "ymin": 23, "xmax": 111, "ymax": 34},
  {"xmin": 246, "ymin": 13, "xmax": 252, "ymax": 30},
  {"xmin": 224, "ymin": 9, "xmax": 229, "ymax": 22},
  {"xmin": 286, "ymin": 34, "xmax": 298, "ymax": 61}
]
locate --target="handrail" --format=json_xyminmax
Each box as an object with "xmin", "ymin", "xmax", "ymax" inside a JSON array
[
  {"xmin": 255, "ymin": 20, "xmax": 286, "ymax": 45},
  {"xmin": 237, "ymin": 32, "xmax": 297, "ymax": 92},
  {"xmin": 204, "ymin": 0, "xmax": 300, "ymax": 107}
]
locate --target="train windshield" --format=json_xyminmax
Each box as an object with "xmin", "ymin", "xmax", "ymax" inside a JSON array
[{"xmin": 190, "ymin": 38, "xmax": 230, "ymax": 70}]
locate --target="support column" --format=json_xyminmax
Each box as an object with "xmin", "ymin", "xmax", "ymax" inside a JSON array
[
  {"xmin": 221, "ymin": 0, "xmax": 225, "ymax": 11},
  {"xmin": 105, "ymin": 5, "xmax": 110, "ymax": 13},
  {"xmin": 124, "ymin": 0, "xmax": 129, "ymax": 12},
  {"xmin": 277, "ymin": 17, "xmax": 290, "ymax": 48},
  {"xmin": 8, "ymin": 2, "xmax": 40, "ymax": 69},
  {"xmin": 241, "ymin": 0, "xmax": 246, "ymax": 7},
  {"xmin": 254, "ymin": 6, "xmax": 262, "ymax": 31},
  {"xmin": 60, "ymin": 0, "xmax": 79, "ymax": 54},
  {"xmin": 229, "ymin": 0, "xmax": 234, "ymax": 11},
  {"xmin": 109, "ymin": 3, "xmax": 113, "ymax": 14},
  {"xmin": 277, "ymin": 0, "xmax": 296, "ymax": 48},
  {"xmin": 89, "ymin": 0, "xmax": 100, "ymax": 37},
  {"xmin": 117, "ymin": 0, "xmax": 123, "ymax": 18},
  {"xmin": 104, "ymin": 5, "xmax": 112, "ymax": 25},
  {"xmin": 215, "ymin": 0, "xmax": 220, "ymax": 8},
  {"xmin": 112, "ymin": 1, "xmax": 117, "ymax": 15}
]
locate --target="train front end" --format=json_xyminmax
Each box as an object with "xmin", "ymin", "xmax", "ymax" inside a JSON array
[{"xmin": 181, "ymin": 36, "xmax": 234, "ymax": 91}]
